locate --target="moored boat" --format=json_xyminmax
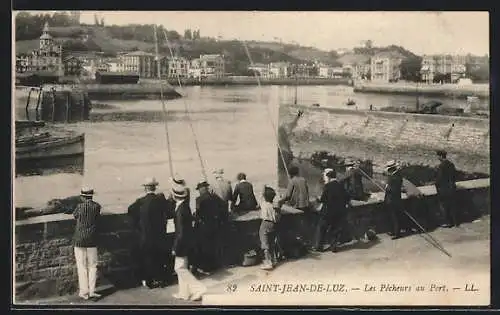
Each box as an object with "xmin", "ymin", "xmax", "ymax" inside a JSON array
[{"xmin": 15, "ymin": 120, "xmax": 85, "ymax": 176}]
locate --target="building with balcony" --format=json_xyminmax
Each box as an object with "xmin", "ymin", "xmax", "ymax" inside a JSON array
[
  {"xmin": 268, "ymin": 62, "xmax": 290, "ymax": 78},
  {"xmin": 199, "ymin": 54, "xmax": 225, "ymax": 78},
  {"xmin": 188, "ymin": 58, "xmax": 202, "ymax": 79},
  {"xmin": 420, "ymin": 54, "xmax": 467, "ymax": 83},
  {"xmin": 167, "ymin": 57, "xmax": 189, "ymax": 78},
  {"xmin": 117, "ymin": 51, "xmax": 168, "ymax": 78},
  {"xmin": 370, "ymin": 52, "xmax": 403, "ymax": 83}
]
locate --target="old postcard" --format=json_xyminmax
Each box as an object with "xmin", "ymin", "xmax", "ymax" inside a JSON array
[{"xmin": 12, "ymin": 11, "xmax": 490, "ymax": 307}]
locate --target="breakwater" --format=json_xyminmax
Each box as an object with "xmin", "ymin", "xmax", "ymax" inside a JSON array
[
  {"xmin": 74, "ymin": 83, "xmax": 182, "ymax": 101},
  {"xmin": 353, "ymin": 82, "xmax": 489, "ymax": 99},
  {"xmin": 281, "ymin": 105, "xmax": 490, "ymax": 178},
  {"xmin": 140, "ymin": 76, "xmax": 352, "ymax": 87}
]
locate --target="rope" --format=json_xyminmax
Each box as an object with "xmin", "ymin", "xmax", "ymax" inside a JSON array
[
  {"xmin": 153, "ymin": 25, "xmax": 174, "ymax": 177},
  {"xmin": 161, "ymin": 29, "xmax": 208, "ymax": 182},
  {"xmin": 241, "ymin": 41, "xmax": 291, "ymax": 183},
  {"xmin": 355, "ymin": 166, "xmax": 452, "ymax": 258}
]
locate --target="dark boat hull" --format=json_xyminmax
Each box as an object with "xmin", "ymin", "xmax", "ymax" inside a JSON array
[{"xmin": 15, "ymin": 134, "xmax": 85, "ymax": 176}]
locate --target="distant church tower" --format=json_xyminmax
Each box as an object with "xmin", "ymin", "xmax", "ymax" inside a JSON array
[{"xmin": 39, "ymin": 21, "xmax": 53, "ymax": 50}]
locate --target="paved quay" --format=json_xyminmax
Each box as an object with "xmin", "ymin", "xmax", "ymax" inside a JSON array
[{"xmin": 16, "ymin": 216, "xmax": 490, "ymax": 307}]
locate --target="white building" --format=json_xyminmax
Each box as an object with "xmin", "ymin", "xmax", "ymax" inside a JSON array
[
  {"xmin": 370, "ymin": 52, "xmax": 403, "ymax": 83},
  {"xmin": 248, "ymin": 63, "xmax": 270, "ymax": 78},
  {"xmin": 199, "ymin": 54, "xmax": 225, "ymax": 78},
  {"xmin": 268, "ymin": 62, "xmax": 290, "ymax": 78},
  {"xmin": 188, "ymin": 58, "xmax": 202, "ymax": 79},
  {"xmin": 167, "ymin": 57, "xmax": 189, "ymax": 78}
]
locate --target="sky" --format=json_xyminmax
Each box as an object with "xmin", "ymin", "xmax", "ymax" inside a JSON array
[{"xmin": 19, "ymin": 11, "xmax": 489, "ymax": 55}]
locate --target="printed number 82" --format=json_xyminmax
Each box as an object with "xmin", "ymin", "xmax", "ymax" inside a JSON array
[{"xmin": 226, "ymin": 283, "xmax": 237, "ymax": 293}]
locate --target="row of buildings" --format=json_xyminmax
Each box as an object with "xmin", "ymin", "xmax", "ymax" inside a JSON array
[
  {"xmin": 15, "ymin": 22, "xmax": 226, "ymax": 80},
  {"xmin": 95, "ymin": 52, "xmax": 226, "ymax": 79},
  {"xmin": 15, "ymin": 22, "xmax": 484, "ymax": 84}
]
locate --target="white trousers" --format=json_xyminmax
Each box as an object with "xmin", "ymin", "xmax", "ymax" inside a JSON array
[
  {"xmin": 74, "ymin": 247, "xmax": 98, "ymax": 296},
  {"xmin": 174, "ymin": 256, "xmax": 206, "ymax": 298}
]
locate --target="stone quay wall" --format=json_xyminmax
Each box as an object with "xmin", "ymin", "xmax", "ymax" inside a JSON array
[
  {"xmin": 283, "ymin": 105, "xmax": 490, "ymax": 175},
  {"xmin": 14, "ymin": 178, "xmax": 489, "ymax": 301}
]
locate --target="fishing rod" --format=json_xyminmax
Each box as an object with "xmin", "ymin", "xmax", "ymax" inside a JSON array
[
  {"xmin": 153, "ymin": 25, "xmax": 175, "ymax": 177},
  {"xmin": 162, "ymin": 29, "xmax": 208, "ymax": 182},
  {"xmin": 241, "ymin": 41, "xmax": 291, "ymax": 184},
  {"xmin": 354, "ymin": 165, "xmax": 452, "ymax": 258}
]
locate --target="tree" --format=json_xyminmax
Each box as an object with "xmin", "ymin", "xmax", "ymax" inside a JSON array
[
  {"xmin": 94, "ymin": 14, "xmax": 99, "ymax": 26},
  {"xmin": 165, "ymin": 30, "xmax": 181, "ymax": 41},
  {"xmin": 400, "ymin": 55, "xmax": 423, "ymax": 82},
  {"xmin": 184, "ymin": 29, "xmax": 192, "ymax": 40},
  {"xmin": 364, "ymin": 40, "xmax": 373, "ymax": 49}
]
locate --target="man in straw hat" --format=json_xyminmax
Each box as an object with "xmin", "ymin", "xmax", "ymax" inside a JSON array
[
  {"xmin": 384, "ymin": 160, "xmax": 405, "ymax": 240},
  {"xmin": 171, "ymin": 176, "xmax": 207, "ymax": 301},
  {"xmin": 128, "ymin": 177, "xmax": 173, "ymax": 289},
  {"xmin": 72, "ymin": 186, "xmax": 102, "ymax": 301},
  {"xmin": 435, "ymin": 150, "xmax": 459, "ymax": 228}
]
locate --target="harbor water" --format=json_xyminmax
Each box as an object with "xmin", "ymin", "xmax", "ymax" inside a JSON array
[{"xmin": 14, "ymin": 85, "xmax": 489, "ymax": 212}]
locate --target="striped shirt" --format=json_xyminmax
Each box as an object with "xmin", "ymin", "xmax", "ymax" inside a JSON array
[{"xmin": 73, "ymin": 199, "xmax": 102, "ymax": 248}]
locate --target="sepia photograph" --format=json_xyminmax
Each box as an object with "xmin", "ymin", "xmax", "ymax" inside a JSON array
[{"xmin": 12, "ymin": 11, "xmax": 490, "ymax": 307}]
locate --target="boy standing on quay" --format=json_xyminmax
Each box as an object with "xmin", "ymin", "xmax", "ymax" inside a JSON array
[
  {"xmin": 259, "ymin": 185, "xmax": 281, "ymax": 270},
  {"xmin": 72, "ymin": 186, "xmax": 102, "ymax": 301}
]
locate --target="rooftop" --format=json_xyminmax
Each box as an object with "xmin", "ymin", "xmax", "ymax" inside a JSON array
[{"xmin": 122, "ymin": 51, "xmax": 155, "ymax": 57}]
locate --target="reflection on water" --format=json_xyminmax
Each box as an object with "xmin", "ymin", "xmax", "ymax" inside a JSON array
[
  {"xmin": 14, "ymin": 85, "xmax": 489, "ymax": 212},
  {"xmin": 15, "ymin": 86, "xmax": 279, "ymax": 212}
]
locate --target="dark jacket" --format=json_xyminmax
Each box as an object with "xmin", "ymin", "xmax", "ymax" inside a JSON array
[
  {"xmin": 73, "ymin": 199, "xmax": 102, "ymax": 248},
  {"xmin": 384, "ymin": 171, "xmax": 403, "ymax": 204},
  {"xmin": 435, "ymin": 159, "xmax": 457, "ymax": 196},
  {"xmin": 319, "ymin": 179, "xmax": 349, "ymax": 219},
  {"xmin": 232, "ymin": 181, "xmax": 258, "ymax": 211},
  {"xmin": 127, "ymin": 193, "xmax": 173, "ymax": 248},
  {"xmin": 196, "ymin": 191, "xmax": 228, "ymax": 229},
  {"xmin": 282, "ymin": 176, "xmax": 310, "ymax": 209},
  {"xmin": 173, "ymin": 200, "xmax": 195, "ymax": 257},
  {"xmin": 343, "ymin": 168, "xmax": 364, "ymax": 199}
]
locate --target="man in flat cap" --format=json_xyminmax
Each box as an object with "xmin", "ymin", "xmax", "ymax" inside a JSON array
[
  {"xmin": 435, "ymin": 150, "xmax": 459, "ymax": 228},
  {"xmin": 128, "ymin": 177, "xmax": 173, "ymax": 289},
  {"xmin": 72, "ymin": 186, "xmax": 102, "ymax": 301}
]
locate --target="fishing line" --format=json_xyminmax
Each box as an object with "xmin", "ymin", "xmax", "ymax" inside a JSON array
[
  {"xmin": 153, "ymin": 25, "xmax": 175, "ymax": 177},
  {"xmin": 162, "ymin": 28, "xmax": 208, "ymax": 182},
  {"xmin": 241, "ymin": 41, "xmax": 291, "ymax": 183}
]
